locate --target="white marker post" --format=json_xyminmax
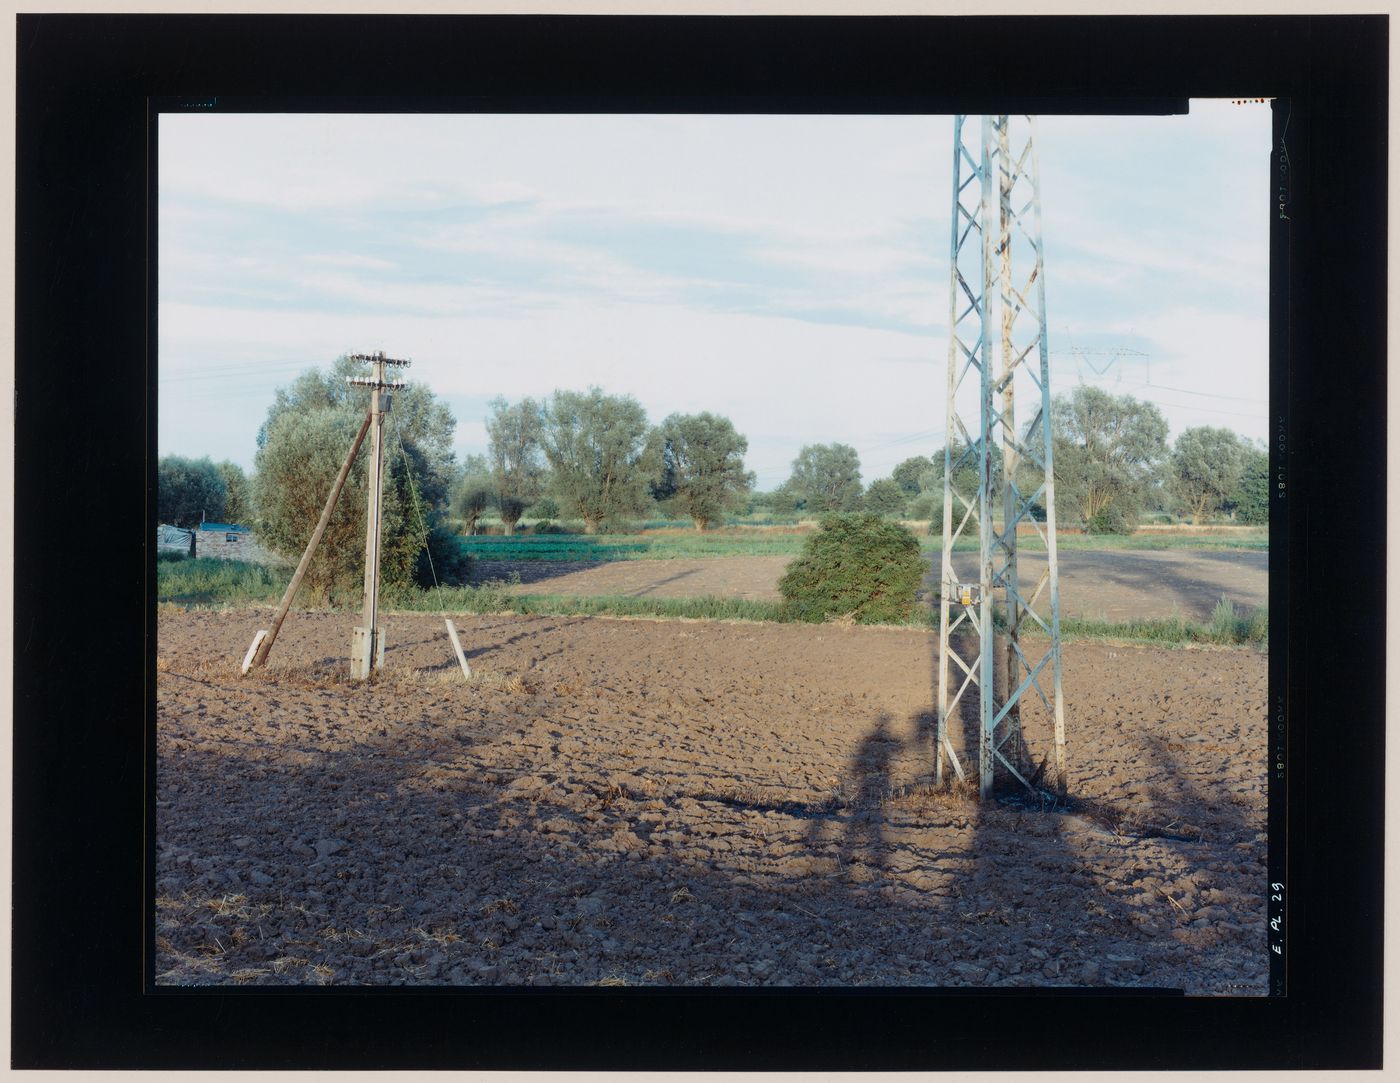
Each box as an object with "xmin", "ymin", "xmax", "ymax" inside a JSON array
[{"xmin": 444, "ymin": 619, "xmax": 472, "ymax": 680}]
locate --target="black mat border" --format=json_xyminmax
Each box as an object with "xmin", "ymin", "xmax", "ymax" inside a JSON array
[{"xmin": 13, "ymin": 12, "xmax": 1386, "ymax": 1071}]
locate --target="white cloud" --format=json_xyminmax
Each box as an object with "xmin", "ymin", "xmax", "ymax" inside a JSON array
[
  {"xmin": 303, "ymin": 253, "xmax": 400, "ymax": 271},
  {"xmin": 158, "ymin": 106, "xmax": 1271, "ymax": 476},
  {"xmin": 751, "ymin": 238, "xmax": 938, "ymax": 278},
  {"xmin": 161, "ymin": 113, "xmax": 952, "ymax": 239},
  {"xmin": 285, "ymin": 272, "xmax": 501, "ymax": 317},
  {"xmin": 160, "ymin": 296, "xmax": 947, "ymax": 479}
]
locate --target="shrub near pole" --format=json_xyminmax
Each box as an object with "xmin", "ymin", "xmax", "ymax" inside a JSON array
[
  {"xmin": 777, "ymin": 513, "xmax": 926, "ymax": 625},
  {"xmin": 244, "ymin": 411, "xmax": 373, "ymax": 672}
]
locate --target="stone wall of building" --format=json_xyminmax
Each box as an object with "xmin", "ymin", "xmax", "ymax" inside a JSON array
[{"xmin": 195, "ymin": 529, "xmax": 289, "ymax": 566}]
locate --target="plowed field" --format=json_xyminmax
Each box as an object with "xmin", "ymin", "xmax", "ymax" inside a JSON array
[{"xmin": 156, "ymin": 608, "xmax": 1267, "ymax": 992}]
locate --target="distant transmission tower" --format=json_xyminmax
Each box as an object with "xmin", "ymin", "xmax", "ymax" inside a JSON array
[
  {"xmin": 1060, "ymin": 343, "xmax": 1149, "ymax": 383},
  {"xmin": 937, "ymin": 114, "xmax": 1066, "ymax": 800}
]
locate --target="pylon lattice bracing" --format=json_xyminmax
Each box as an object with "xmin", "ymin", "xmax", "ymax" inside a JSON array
[{"xmin": 936, "ymin": 115, "xmax": 1067, "ymax": 800}]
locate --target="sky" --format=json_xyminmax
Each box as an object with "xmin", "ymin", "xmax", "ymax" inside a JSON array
[{"xmin": 158, "ymin": 103, "xmax": 1271, "ymax": 490}]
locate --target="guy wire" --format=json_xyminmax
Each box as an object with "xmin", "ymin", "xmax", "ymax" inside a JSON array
[{"xmin": 392, "ymin": 423, "xmax": 450, "ymax": 613}]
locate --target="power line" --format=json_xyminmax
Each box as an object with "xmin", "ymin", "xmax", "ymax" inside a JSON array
[
  {"xmin": 853, "ymin": 427, "xmax": 947, "ymax": 457},
  {"xmin": 1131, "ymin": 396, "xmax": 1267, "ymax": 422},
  {"xmin": 1138, "ymin": 380, "xmax": 1265, "ymax": 405},
  {"xmin": 1051, "ymin": 336, "xmax": 1266, "ymax": 408},
  {"xmin": 160, "ymin": 359, "xmax": 318, "ymax": 383},
  {"xmin": 1067, "ymin": 372, "xmax": 1266, "ymax": 421},
  {"xmin": 1072, "ymin": 368, "xmax": 1266, "ymax": 407}
]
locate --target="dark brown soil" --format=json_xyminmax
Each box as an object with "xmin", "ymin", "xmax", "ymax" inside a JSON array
[
  {"xmin": 473, "ymin": 548, "xmax": 1267, "ymax": 622},
  {"xmin": 156, "ymin": 608, "xmax": 1267, "ymax": 992}
]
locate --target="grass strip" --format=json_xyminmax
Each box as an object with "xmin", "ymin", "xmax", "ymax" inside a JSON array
[
  {"xmin": 390, "ymin": 586, "xmax": 1266, "ymax": 646},
  {"xmin": 1054, "ymin": 611, "xmax": 1268, "ymax": 648},
  {"xmin": 156, "ymin": 556, "xmax": 289, "ymax": 606},
  {"xmin": 159, "ymin": 559, "xmax": 1267, "ymax": 647}
]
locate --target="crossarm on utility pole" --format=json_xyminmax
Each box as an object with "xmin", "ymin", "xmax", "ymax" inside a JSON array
[{"xmin": 245, "ymin": 410, "xmax": 373, "ymax": 671}]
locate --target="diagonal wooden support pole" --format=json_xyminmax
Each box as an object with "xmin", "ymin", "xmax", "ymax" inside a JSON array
[{"xmin": 243, "ymin": 410, "xmax": 372, "ymax": 672}]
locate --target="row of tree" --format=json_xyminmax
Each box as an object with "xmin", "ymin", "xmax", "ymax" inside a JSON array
[
  {"xmin": 752, "ymin": 387, "xmax": 1267, "ymax": 531},
  {"xmin": 452, "ymin": 389, "xmax": 755, "ymax": 536},
  {"xmin": 158, "ymin": 365, "xmax": 1269, "ymax": 598},
  {"xmin": 156, "ymin": 359, "xmax": 762, "ymax": 597}
]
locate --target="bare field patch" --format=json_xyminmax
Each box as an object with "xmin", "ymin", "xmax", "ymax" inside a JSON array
[{"xmin": 470, "ymin": 549, "xmax": 1266, "ymax": 623}]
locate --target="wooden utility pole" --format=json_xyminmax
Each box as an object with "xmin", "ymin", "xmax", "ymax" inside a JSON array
[
  {"xmin": 242, "ymin": 351, "xmax": 410, "ymax": 676},
  {"xmin": 348, "ymin": 351, "xmax": 410, "ymax": 680}
]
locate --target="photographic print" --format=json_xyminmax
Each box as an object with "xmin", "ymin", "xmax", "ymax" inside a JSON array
[{"xmin": 153, "ymin": 104, "xmax": 1271, "ymax": 993}]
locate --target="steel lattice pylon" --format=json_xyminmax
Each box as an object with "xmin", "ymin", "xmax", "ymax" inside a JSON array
[{"xmin": 936, "ymin": 114, "xmax": 1067, "ymax": 800}]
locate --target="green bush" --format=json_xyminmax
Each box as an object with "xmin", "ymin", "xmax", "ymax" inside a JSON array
[
  {"xmin": 526, "ymin": 497, "xmax": 560, "ymax": 520},
  {"xmin": 1208, "ymin": 596, "xmax": 1241, "ymax": 642},
  {"xmin": 1087, "ymin": 502, "xmax": 1137, "ymax": 535},
  {"xmin": 777, "ymin": 513, "xmax": 926, "ymax": 625},
  {"xmin": 910, "ymin": 494, "xmax": 967, "ymax": 537},
  {"xmin": 1206, "ymin": 596, "xmax": 1268, "ymax": 646},
  {"xmin": 925, "ymin": 500, "xmax": 946, "ymax": 536},
  {"xmin": 1245, "ymin": 605, "xmax": 1269, "ymax": 645}
]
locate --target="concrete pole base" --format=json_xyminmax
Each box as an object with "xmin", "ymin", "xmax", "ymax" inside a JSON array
[{"xmin": 350, "ymin": 626, "xmax": 386, "ymax": 680}]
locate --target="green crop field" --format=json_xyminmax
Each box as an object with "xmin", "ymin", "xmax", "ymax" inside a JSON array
[
  {"xmin": 452, "ymin": 533, "xmax": 803, "ymax": 561},
  {"xmin": 453, "ymin": 527, "xmax": 1267, "ymax": 562}
]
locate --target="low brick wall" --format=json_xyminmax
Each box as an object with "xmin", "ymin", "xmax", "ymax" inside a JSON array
[{"xmin": 196, "ymin": 529, "xmax": 289, "ymax": 567}]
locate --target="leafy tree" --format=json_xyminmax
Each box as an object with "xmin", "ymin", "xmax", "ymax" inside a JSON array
[
  {"xmin": 649, "ymin": 412, "xmax": 754, "ymax": 530},
  {"xmin": 778, "ymin": 514, "xmax": 927, "ymax": 624},
  {"xmin": 158, "ymin": 455, "xmax": 227, "ymax": 528},
  {"xmin": 486, "ymin": 396, "xmax": 547, "ymax": 535},
  {"xmin": 214, "ymin": 460, "xmax": 251, "ymax": 525},
  {"xmin": 451, "ymin": 454, "xmax": 496, "ymax": 535},
  {"xmin": 525, "ymin": 496, "xmax": 560, "ymax": 522},
  {"xmin": 905, "ymin": 483, "xmax": 940, "ymax": 528},
  {"xmin": 257, "ymin": 354, "xmax": 457, "ymax": 511},
  {"xmin": 1169, "ymin": 426, "xmax": 1248, "ymax": 524},
  {"xmin": 905, "ymin": 442, "xmax": 1003, "ymax": 532},
  {"xmin": 648, "ymin": 438, "xmax": 678, "ymax": 505},
  {"xmin": 1142, "ymin": 476, "xmax": 1174, "ymax": 521},
  {"xmin": 935, "ymin": 441, "xmax": 1004, "ymax": 506},
  {"xmin": 1229, "ymin": 447, "xmax": 1270, "ymax": 525},
  {"xmin": 254, "ymin": 410, "xmax": 415, "ymax": 602},
  {"xmin": 1051, "ymin": 387, "xmax": 1168, "ymax": 533},
  {"xmin": 863, "ymin": 477, "xmax": 908, "ymax": 518},
  {"xmin": 787, "ymin": 443, "xmax": 863, "ymax": 513},
  {"xmin": 541, "ymin": 387, "xmax": 653, "ymax": 533},
  {"xmin": 769, "ymin": 485, "xmax": 803, "ymax": 517},
  {"xmin": 251, "ymin": 358, "xmax": 461, "ymax": 601},
  {"xmin": 891, "ymin": 455, "xmax": 935, "ymax": 496}
]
